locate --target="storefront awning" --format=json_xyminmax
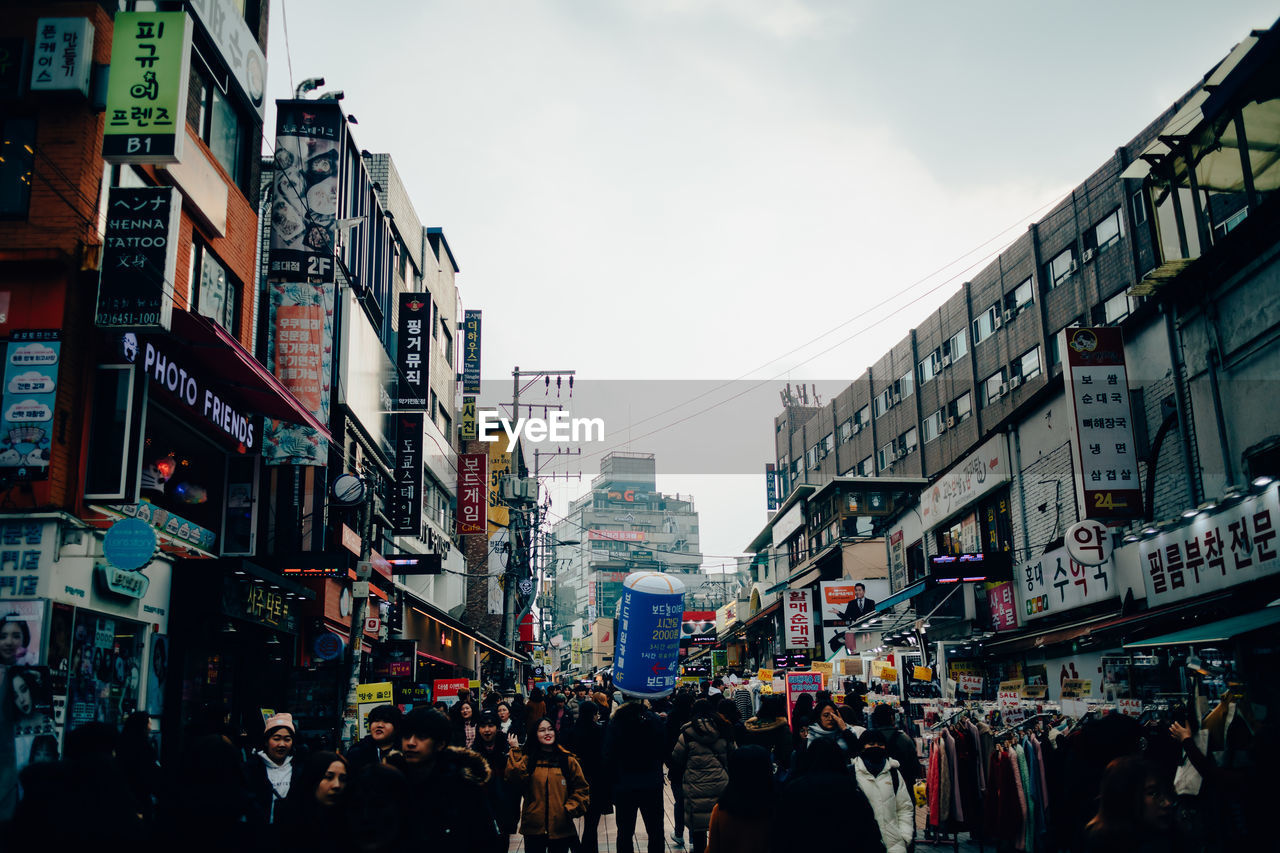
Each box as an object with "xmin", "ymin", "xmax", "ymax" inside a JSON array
[
  {"xmin": 745, "ymin": 600, "xmax": 781, "ymax": 628},
  {"xmin": 876, "ymin": 580, "xmax": 927, "ymax": 613},
  {"xmin": 1123, "ymin": 605, "xmax": 1280, "ymax": 649},
  {"xmin": 399, "ymin": 585, "xmax": 531, "ymax": 664},
  {"xmin": 171, "ymin": 309, "xmax": 333, "ymax": 440}
]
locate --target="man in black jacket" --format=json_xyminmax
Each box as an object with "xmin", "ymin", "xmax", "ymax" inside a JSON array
[
  {"xmin": 398, "ymin": 707, "xmax": 498, "ymax": 853},
  {"xmin": 345, "ymin": 704, "xmax": 401, "ymax": 774},
  {"xmin": 604, "ymin": 699, "xmax": 666, "ymax": 853}
]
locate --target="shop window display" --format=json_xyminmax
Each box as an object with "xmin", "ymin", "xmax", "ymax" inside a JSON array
[{"xmin": 67, "ymin": 610, "xmax": 145, "ymax": 730}]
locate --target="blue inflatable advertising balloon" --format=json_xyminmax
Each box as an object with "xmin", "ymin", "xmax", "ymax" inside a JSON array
[{"xmin": 614, "ymin": 571, "xmax": 686, "ymax": 699}]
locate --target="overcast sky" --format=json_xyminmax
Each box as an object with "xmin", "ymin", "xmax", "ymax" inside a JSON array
[{"xmin": 266, "ymin": 1, "xmax": 1277, "ymax": 574}]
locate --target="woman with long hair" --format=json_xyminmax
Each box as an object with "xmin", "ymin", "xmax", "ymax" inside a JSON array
[
  {"xmin": 1083, "ymin": 756, "xmax": 1182, "ymax": 853},
  {"xmin": 670, "ymin": 698, "xmax": 733, "ymax": 853},
  {"xmin": 706, "ymin": 745, "xmax": 774, "ymax": 853},
  {"xmin": 451, "ymin": 699, "xmax": 479, "ymax": 749},
  {"xmin": 275, "ymin": 751, "xmax": 349, "ymax": 851},
  {"xmin": 506, "ymin": 717, "xmax": 590, "ymax": 853}
]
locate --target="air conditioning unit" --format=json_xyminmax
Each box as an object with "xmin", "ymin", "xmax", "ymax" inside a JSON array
[
  {"xmin": 995, "ymin": 383, "xmax": 1008, "ymax": 398},
  {"xmin": 937, "ymin": 420, "xmax": 946, "ymax": 435},
  {"xmin": 1082, "ymin": 248, "xmax": 1096, "ymax": 262},
  {"xmin": 993, "ymin": 313, "xmax": 1003, "ymax": 329},
  {"xmin": 941, "ymin": 355, "xmax": 952, "ymax": 368},
  {"xmin": 946, "ymin": 416, "xmax": 957, "ymax": 429},
  {"xmin": 1009, "ymin": 375, "xmax": 1023, "ymax": 389},
  {"xmin": 1001, "ymin": 309, "xmax": 1014, "ymax": 324},
  {"xmin": 892, "ymin": 393, "xmax": 902, "ymax": 405},
  {"xmin": 1068, "ymin": 259, "xmax": 1079, "ymax": 274}
]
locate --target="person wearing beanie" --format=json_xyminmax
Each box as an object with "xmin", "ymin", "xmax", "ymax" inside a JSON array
[
  {"xmin": 345, "ymin": 703, "xmax": 402, "ymax": 774},
  {"xmin": 397, "ymin": 707, "xmax": 498, "ymax": 853},
  {"xmin": 245, "ymin": 712, "xmax": 305, "ymax": 824}
]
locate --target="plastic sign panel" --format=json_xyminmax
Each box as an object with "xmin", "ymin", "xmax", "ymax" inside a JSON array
[
  {"xmin": 96, "ymin": 186, "xmax": 180, "ymax": 330},
  {"xmin": 462, "ymin": 311, "xmax": 482, "ymax": 394},
  {"xmin": 929, "ymin": 551, "xmax": 1013, "ymax": 583},
  {"xmin": 269, "ymin": 101, "xmax": 344, "ymax": 282},
  {"xmin": 614, "ymin": 572, "xmax": 685, "ymax": 698},
  {"xmin": 785, "ymin": 671, "xmax": 823, "ymax": 726},
  {"xmin": 389, "ymin": 414, "xmax": 423, "ymax": 535},
  {"xmin": 355, "ymin": 681, "xmax": 394, "ymax": 737},
  {"xmin": 1061, "ymin": 327, "xmax": 1143, "ymax": 520},
  {"xmin": 680, "ymin": 611, "xmax": 716, "ymax": 647},
  {"xmin": 456, "ymin": 452, "xmax": 487, "ymax": 536},
  {"xmin": 31, "ymin": 18, "xmax": 94, "ymax": 96},
  {"xmin": 396, "ymin": 293, "xmax": 429, "ymax": 409},
  {"xmin": 765, "ymin": 463, "xmax": 779, "ymax": 511},
  {"xmin": 784, "ymin": 589, "xmax": 814, "ymax": 650},
  {"xmin": 1014, "ymin": 545, "xmax": 1118, "ymax": 624},
  {"xmin": 987, "ymin": 581, "xmax": 1018, "ymax": 631},
  {"xmin": 0, "ymin": 331, "xmax": 61, "ymax": 481},
  {"xmin": 1066, "ymin": 519, "xmax": 1113, "ymax": 567},
  {"xmin": 103, "ymin": 12, "xmax": 191, "ymax": 163}
]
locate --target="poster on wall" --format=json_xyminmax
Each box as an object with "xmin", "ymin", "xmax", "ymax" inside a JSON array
[
  {"xmin": 66, "ymin": 611, "xmax": 144, "ymax": 730},
  {"xmin": 263, "ymin": 282, "xmax": 335, "ymax": 465},
  {"xmin": 146, "ymin": 634, "xmax": 168, "ymax": 716},
  {"xmin": 3, "ymin": 664, "xmax": 58, "ymax": 783},
  {"xmin": 0, "ymin": 331, "xmax": 61, "ymax": 481},
  {"xmin": 817, "ymin": 579, "xmax": 889, "ymax": 654},
  {"xmin": 1, "ymin": 599, "xmax": 46, "ymax": 667},
  {"xmin": 268, "ymin": 101, "xmax": 344, "ymax": 282}
]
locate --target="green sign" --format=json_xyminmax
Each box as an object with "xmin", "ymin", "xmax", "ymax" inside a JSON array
[{"xmin": 103, "ymin": 12, "xmax": 191, "ymax": 163}]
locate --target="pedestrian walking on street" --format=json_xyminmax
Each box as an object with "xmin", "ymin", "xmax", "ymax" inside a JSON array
[
  {"xmin": 665, "ymin": 690, "xmax": 695, "ymax": 847},
  {"xmin": 345, "ymin": 703, "xmax": 401, "ymax": 775},
  {"xmin": 563, "ymin": 700, "xmax": 611, "ymax": 853},
  {"xmin": 1083, "ymin": 756, "xmax": 1185, "ymax": 853},
  {"xmin": 274, "ymin": 750, "xmax": 348, "ymax": 853},
  {"xmin": 526, "ymin": 687, "xmax": 548, "ymax": 730},
  {"xmin": 739, "ymin": 694, "xmax": 793, "ymax": 782},
  {"xmin": 498, "ymin": 699, "xmax": 525, "ymax": 746},
  {"xmin": 804, "ymin": 698, "xmax": 861, "ymax": 760},
  {"xmin": 671, "ymin": 698, "xmax": 733, "ymax": 853},
  {"xmin": 869, "ymin": 704, "xmax": 921, "ymax": 786},
  {"xmin": 706, "ymin": 744, "xmax": 774, "ymax": 853},
  {"xmin": 853, "ymin": 730, "xmax": 915, "ymax": 853},
  {"xmin": 397, "ymin": 707, "xmax": 498, "ymax": 853},
  {"xmin": 605, "ymin": 698, "xmax": 668, "ymax": 853},
  {"xmin": 473, "ymin": 710, "xmax": 517, "ymax": 853},
  {"xmin": 507, "ymin": 717, "xmax": 591, "ymax": 853},
  {"xmin": 246, "ymin": 712, "xmax": 305, "ymax": 824},
  {"xmin": 775, "ymin": 738, "xmax": 885, "ymax": 853},
  {"xmin": 451, "ymin": 698, "xmax": 480, "ymax": 748}
]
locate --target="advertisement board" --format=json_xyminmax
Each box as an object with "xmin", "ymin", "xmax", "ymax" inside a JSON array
[
  {"xmin": 457, "ymin": 453, "xmax": 487, "ymax": 536},
  {"xmin": 103, "ymin": 12, "xmax": 191, "ymax": 163},
  {"xmin": 614, "ymin": 572, "xmax": 685, "ymax": 698},
  {"xmin": 263, "ymin": 282, "xmax": 335, "ymax": 465},
  {"xmin": 680, "ymin": 610, "xmax": 716, "ymax": 647},
  {"xmin": 784, "ymin": 589, "xmax": 815, "ymax": 650},
  {"xmin": 269, "ymin": 101, "xmax": 344, "ymax": 282},
  {"xmin": 390, "ymin": 414, "xmax": 423, "ymax": 535},
  {"xmin": 0, "ymin": 331, "xmax": 61, "ymax": 481},
  {"xmin": 817, "ymin": 579, "xmax": 889, "ymax": 654},
  {"xmin": 1013, "ymin": 545, "xmax": 1119, "ymax": 624},
  {"xmin": 785, "ymin": 670, "xmax": 824, "ymax": 726},
  {"xmin": 461, "ymin": 310, "xmax": 482, "ymax": 394}
]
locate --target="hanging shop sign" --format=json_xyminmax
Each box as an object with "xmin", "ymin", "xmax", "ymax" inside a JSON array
[
  {"xmin": 186, "ymin": 0, "xmax": 267, "ymax": 116},
  {"xmin": 614, "ymin": 572, "xmax": 685, "ymax": 698},
  {"xmin": 1066, "ymin": 519, "xmax": 1114, "ymax": 566},
  {"xmin": 457, "ymin": 452, "xmax": 487, "ymax": 536},
  {"xmin": 0, "ymin": 330, "xmax": 61, "ymax": 481},
  {"xmin": 987, "ymin": 581, "xmax": 1018, "ymax": 631},
  {"xmin": 96, "ymin": 186, "xmax": 181, "ymax": 330},
  {"xmin": 263, "ymin": 282, "xmax": 335, "ymax": 466},
  {"xmin": 92, "ymin": 502, "xmax": 217, "ymax": 553},
  {"xmin": 1061, "ymin": 326, "xmax": 1143, "ymax": 519},
  {"xmin": 957, "ymin": 674, "xmax": 984, "ymax": 694},
  {"xmin": 390, "ymin": 413, "xmax": 423, "ymax": 535},
  {"xmin": 920, "ymin": 434, "xmax": 1010, "ymax": 530},
  {"xmin": 136, "ymin": 338, "xmax": 256, "ymax": 448},
  {"xmin": 784, "ymin": 589, "xmax": 814, "ymax": 650},
  {"xmin": 396, "ymin": 293, "xmax": 430, "ymax": 410},
  {"xmin": 220, "ymin": 578, "xmax": 298, "ymax": 634},
  {"xmin": 460, "ymin": 396, "xmax": 477, "ymax": 441},
  {"xmin": 94, "ymin": 562, "xmax": 150, "ymax": 599},
  {"xmin": 103, "ymin": 12, "xmax": 191, "ymax": 163},
  {"xmin": 356, "ymin": 681, "xmax": 394, "ymax": 738},
  {"xmin": 1013, "ymin": 544, "xmax": 1118, "ymax": 624},
  {"xmin": 461, "ymin": 310, "xmax": 482, "ymax": 394},
  {"xmin": 313, "ymin": 631, "xmax": 345, "ymax": 661},
  {"xmin": 30, "ymin": 17, "xmax": 94, "ymax": 96},
  {"xmin": 1138, "ymin": 481, "xmax": 1279, "ymax": 607},
  {"xmin": 765, "ymin": 463, "xmax": 779, "ymax": 511},
  {"xmin": 103, "ymin": 516, "xmax": 157, "ymax": 571},
  {"xmin": 269, "ymin": 100, "xmax": 344, "ymax": 281}
]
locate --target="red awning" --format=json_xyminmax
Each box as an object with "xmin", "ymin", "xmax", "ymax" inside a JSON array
[{"xmin": 170, "ymin": 309, "xmax": 332, "ymax": 440}]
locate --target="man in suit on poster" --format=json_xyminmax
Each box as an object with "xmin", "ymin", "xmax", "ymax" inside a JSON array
[{"xmin": 839, "ymin": 583, "xmax": 877, "ymax": 624}]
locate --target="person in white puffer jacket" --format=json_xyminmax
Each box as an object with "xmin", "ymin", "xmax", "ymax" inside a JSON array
[{"xmin": 853, "ymin": 729, "xmax": 916, "ymax": 853}]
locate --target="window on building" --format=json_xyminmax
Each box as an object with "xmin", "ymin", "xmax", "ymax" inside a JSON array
[
  {"xmin": 807, "ymin": 446, "xmax": 819, "ymax": 470},
  {"xmin": 1009, "ymin": 277, "xmax": 1034, "ymax": 311},
  {"xmin": 948, "ymin": 328, "xmax": 968, "ymax": 362},
  {"xmin": 982, "ymin": 368, "xmax": 1007, "ymax": 406},
  {"xmin": 950, "ymin": 391, "xmax": 972, "ymax": 423},
  {"xmin": 1017, "ymin": 346, "xmax": 1042, "ymax": 381},
  {"xmin": 0, "ymin": 118, "xmax": 35, "ymax": 218},
  {"xmin": 855, "ymin": 404, "xmax": 870, "ymax": 427},
  {"xmin": 923, "ymin": 409, "xmax": 944, "ymax": 443},
  {"xmin": 823, "ymin": 433, "xmax": 834, "ymax": 454},
  {"xmin": 972, "ymin": 304, "xmax": 999, "ymax": 346},
  {"xmin": 194, "ymin": 77, "xmax": 247, "ymax": 189},
  {"xmin": 901, "ymin": 427, "xmax": 918, "ymax": 454},
  {"xmin": 1093, "ymin": 209, "xmax": 1122, "ymax": 250},
  {"xmin": 432, "ymin": 301, "xmax": 440, "ymax": 339},
  {"xmin": 1103, "ymin": 291, "xmax": 1134, "ymax": 325},
  {"xmin": 189, "ymin": 241, "xmax": 239, "ymax": 333},
  {"xmin": 857, "ymin": 455, "xmax": 874, "ymax": 477},
  {"xmin": 877, "ymin": 441, "xmax": 894, "ymax": 471},
  {"xmin": 1131, "ymin": 189, "xmax": 1147, "ymax": 227},
  {"xmin": 838, "ymin": 419, "xmax": 853, "ymax": 443},
  {"xmin": 898, "ymin": 371, "xmax": 914, "ymax": 399},
  {"xmin": 438, "ymin": 404, "xmax": 452, "ymax": 438},
  {"xmin": 918, "ymin": 350, "xmax": 941, "ymax": 384},
  {"xmin": 441, "ymin": 324, "xmax": 453, "ymax": 366},
  {"xmin": 873, "ymin": 388, "xmax": 892, "ymax": 419},
  {"xmin": 1046, "ymin": 248, "xmax": 1076, "ymax": 288}
]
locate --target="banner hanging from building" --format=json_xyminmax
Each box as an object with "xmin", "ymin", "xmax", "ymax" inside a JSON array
[
  {"xmin": 987, "ymin": 581, "xmax": 1018, "ymax": 631},
  {"xmin": 96, "ymin": 186, "xmax": 181, "ymax": 330},
  {"xmin": 269, "ymin": 100, "xmax": 343, "ymax": 282},
  {"xmin": 1061, "ymin": 327, "xmax": 1142, "ymax": 520},
  {"xmin": 103, "ymin": 12, "xmax": 191, "ymax": 163},
  {"xmin": 263, "ymin": 282, "xmax": 335, "ymax": 465},
  {"xmin": 785, "ymin": 589, "xmax": 814, "ymax": 650},
  {"xmin": 462, "ymin": 310, "xmax": 481, "ymax": 394},
  {"xmin": 0, "ymin": 331, "xmax": 61, "ymax": 482},
  {"xmin": 396, "ymin": 293, "xmax": 429, "ymax": 410},
  {"xmin": 679, "ymin": 611, "xmax": 716, "ymax": 647},
  {"xmin": 1139, "ymin": 482, "xmax": 1279, "ymax": 607},
  {"xmin": 1013, "ymin": 545, "xmax": 1118, "ymax": 624},
  {"xmin": 457, "ymin": 452, "xmax": 487, "ymax": 536},
  {"xmin": 390, "ymin": 413, "xmax": 423, "ymax": 535}
]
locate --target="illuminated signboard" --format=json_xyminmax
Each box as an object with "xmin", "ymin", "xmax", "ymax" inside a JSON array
[{"xmin": 928, "ymin": 551, "xmax": 1013, "ymax": 583}]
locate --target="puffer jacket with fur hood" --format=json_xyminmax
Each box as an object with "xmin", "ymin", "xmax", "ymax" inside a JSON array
[
  {"xmin": 402, "ymin": 745, "xmax": 498, "ymax": 853},
  {"xmin": 853, "ymin": 756, "xmax": 915, "ymax": 853},
  {"xmin": 739, "ymin": 715, "xmax": 792, "ymax": 774},
  {"xmin": 670, "ymin": 718, "xmax": 731, "ymax": 831},
  {"xmin": 505, "ymin": 744, "xmax": 590, "ymax": 839}
]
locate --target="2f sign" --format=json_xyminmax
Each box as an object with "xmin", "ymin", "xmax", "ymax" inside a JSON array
[
  {"xmin": 1066, "ymin": 520, "xmax": 1112, "ymax": 567},
  {"xmin": 308, "ymin": 256, "xmax": 332, "ymax": 278}
]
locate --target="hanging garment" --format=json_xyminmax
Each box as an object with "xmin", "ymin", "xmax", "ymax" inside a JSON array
[
  {"xmin": 939, "ymin": 732, "xmax": 954, "ymax": 823},
  {"xmin": 1016, "ymin": 744, "xmax": 1034, "ymax": 852},
  {"xmin": 943, "ymin": 728, "xmax": 963, "ymax": 824},
  {"xmin": 928, "ymin": 738, "xmax": 942, "ymax": 827},
  {"xmin": 996, "ymin": 749, "xmax": 1024, "ymax": 849}
]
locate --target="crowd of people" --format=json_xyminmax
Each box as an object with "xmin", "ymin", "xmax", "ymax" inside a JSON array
[{"xmin": 1, "ymin": 674, "xmax": 1266, "ymax": 852}]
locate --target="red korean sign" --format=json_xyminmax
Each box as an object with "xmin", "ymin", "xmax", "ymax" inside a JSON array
[
  {"xmin": 987, "ymin": 581, "xmax": 1018, "ymax": 631},
  {"xmin": 456, "ymin": 453, "xmax": 487, "ymax": 536}
]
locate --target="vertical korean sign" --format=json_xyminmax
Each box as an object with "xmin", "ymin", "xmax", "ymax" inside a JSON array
[
  {"xmin": 390, "ymin": 414, "xmax": 423, "ymax": 535},
  {"xmin": 1061, "ymin": 327, "xmax": 1142, "ymax": 520},
  {"xmin": 95, "ymin": 186, "xmax": 180, "ymax": 330},
  {"xmin": 103, "ymin": 12, "xmax": 190, "ymax": 164},
  {"xmin": 263, "ymin": 282, "xmax": 334, "ymax": 465},
  {"xmin": 986, "ymin": 581, "xmax": 1018, "ymax": 631},
  {"xmin": 30, "ymin": 18, "xmax": 94, "ymax": 96},
  {"xmin": 457, "ymin": 452, "xmax": 487, "ymax": 536},
  {"xmin": 765, "ymin": 463, "xmax": 778, "ymax": 511},
  {"xmin": 0, "ymin": 332, "xmax": 61, "ymax": 481},
  {"xmin": 785, "ymin": 589, "xmax": 814, "ymax": 650},
  {"xmin": 460, "ymin": 396, "xmax": 477, "ymax": 442},
  {"xmin": 269, "ymin": 100, "xmax": 343, "ymax": 283},
  {"xmin": 462, "ymin": 311, "xmax": 482, "ymax": 394},
  {"xmin": 396, "ymin": 293, "xmax": 429, "ymax": 410}
]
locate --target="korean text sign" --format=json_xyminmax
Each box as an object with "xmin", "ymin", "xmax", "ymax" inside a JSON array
[
  {"xmin": 396, "ymin": 293, "xmax": 429, "ymax": 409},
  {"xmin": 390, "ymin": 414, "xmax": 423, "ymax": 535},
  {"xmin": 784, "ymin": 589, "xmax": 814, "ymax": 650},
  {"xmin": 269, "ymin": 101, "xmax": 344, "ymax": 283},
  {"xmin": 785, "ymin": 671, "xmax": 824, "ymax": 726},
  {"xmin": 103, "ymin": 12, "xmax": 191, "ymax": 163},
  {"xmin": 1061, "ymin": 327, "xmax": 1143, "ymax": 519},
  {"xmin": 1139, "ymin": 482, "xmax": 1280, "ymax": 607},
  {"xmin": 31, "ymin": 17, "xmax": 94, "ymax": 96},
  {"xmin": 614, "ymin": 574, "xmax": 684, "ymax": 698},
  {"xmin": 1014, "ymin": 545, "xmax": 1118, "ymax": 624},
  {"xmin": 96, "ymin": 186, "xmax": 180, "ymax": 330},
  {"xmin": 987, "ymin": 581, "xmax": 1018, "ymax": 631},
  {"xmin": 0, "ymin": 331, "xmax": 61, "ymax": 481},
  {"xmin": 457, "ymin": 453, "xmax": 488, "ymax": 536},
  {"xmin": 462, "ymin": 311, "xmax": 482, "ymax": 394}
]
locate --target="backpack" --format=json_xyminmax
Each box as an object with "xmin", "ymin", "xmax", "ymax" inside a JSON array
[{"xmin": 889, "ymin": 766, "xmax": 902, "ymax": 794}]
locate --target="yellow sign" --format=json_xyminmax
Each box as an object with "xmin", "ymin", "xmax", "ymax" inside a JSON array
[
  {"xmin": 871, "ymin": 660, "xmax": 897, "ymax": 681},
  {"xmin": 1022, "ymin": 684, "xmax": 1048, "ymax": 699},
  {"xmin": 913, "ymin": 666, "xmax": 934, "ymax": 682},
  {"xmin": 757, "ymin": 668, "xmax": 773, "ymax": 682},
  {"xmin": 103, "ymin": 12, "xmax": 192, "ymax": 163},
  {"xmin": 461, "ymin": 396, "xmax": 478, "ymax": 441},
  {"xmin": 487, "ymin": 437, "xmax": 512, "ymax": 532},
  {"xmin": 840, "ymin": 658, "xmax": 864, "ymax": 677},
  {"xmin": 357, "ymin": 682, "xmax": 394, "ymax": 704},
  {"xmin": 811, "ymin": 661, "xmax": 833, "ymax": 683},
  {"xmin": 1061, "ymin": 678, "xmax": 1092, "ymax": 698},
  {"xmin": 999, "ymin": 678, "xmax": 1025, "ymax": 693}
]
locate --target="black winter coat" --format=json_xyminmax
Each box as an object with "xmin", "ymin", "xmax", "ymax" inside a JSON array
[
  {"xmin": 739, "ymin": 716, "xmax": 793, "ymax": 775},
  {"xmin": 244, "ymin": 751, "xmax": 307, "ymax": 825},
  {"xmin": 603, "ymin": 705, "xmax": 666, "ymax": 793},
  {"xmin": 402, "ymin": 745, "xmax": 499, "ymax": 853},
  {"xmin": 773, "ymin": 770, "xmax": 885, "ymax": 853}
]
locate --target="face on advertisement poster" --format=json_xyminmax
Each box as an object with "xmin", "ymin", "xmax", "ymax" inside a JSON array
[
  {"xmin": 3, "ymin": 664, "xmax": 58, "ymax": 780},
  {"xmin": 0, "ymin": 599, "xmax": 46, "ymax": 667},
  {"xmin": 818, "ymin": 579, "xmax": 888, "ymax": 653},
  {"xmin": 67, "ymin": 611, "xmax": 145, "ymax": 729}
]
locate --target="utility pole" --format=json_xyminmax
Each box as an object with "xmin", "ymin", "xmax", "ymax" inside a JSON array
[
  {"xmin": 499, "ymin": 366, "xmax": 576, "ymax": 689},
  {"xmin": 340, "ymin": 483, "xmax": 375, "ymax": 748}
]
